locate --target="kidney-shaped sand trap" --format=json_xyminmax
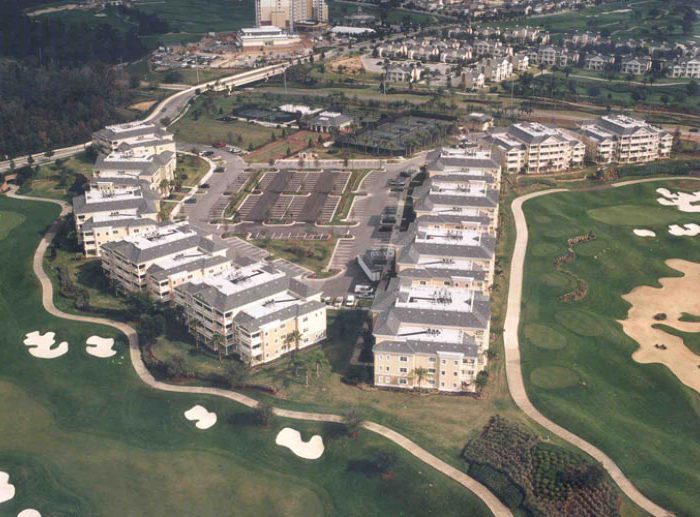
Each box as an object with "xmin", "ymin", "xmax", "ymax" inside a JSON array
[
  {"xmin": 633, "ymin": 229, "xmax": 656, "ymax": 237},
  {"xmin": 668, "ymin": 223, "xmax": 700, "ymax": 237},
  {"xmin": 656, "ymin": 188, "xmax": 700, "ymax": 212},
  {"xmin": 85, "ymin": 336, "xmax": 117, "ymax": 358},
  {"xmin": 0, "ymin": 472, "xmax": 15, "ymax": 504},
  {"xmin": 275, "ymin": 427, "xmax": 324, "ymax": 460},
  {"xmin": 619, "ymin": 259, "xmax": 700, "ymax": 394},
  {"xmin": 23, "ymin": 332, "xmax": 68, "ymax": 359},
  {"xmin": 184, "ymin": 405, "xmax": 217, "ymax": 430},
  {"xmin": 17, "ymin": 510, "xmax": 42, "ymax": 517}
]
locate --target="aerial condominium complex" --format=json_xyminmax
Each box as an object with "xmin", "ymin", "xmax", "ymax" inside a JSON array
[
  {"xmin": 74, "ymin": 122, "xmax": 179, "ymax": 257},
  {"xmin": 92, "ymin": 121, "xmax": 177, "ymax": 156},
  {"xmin": 73, "ymin": 180, "xmax": 161, "ymax": 257},
  {"xmin": 577, "ymin": 114, "xmax": 673, "ymax": 165},
  {"xmin": 175, "ymin": 263, "xmax": 326, "ymax": 364},
  {"xmin": 371, "ymin": 147, "xmax": 501, "ymax": 393},
  {"xmin": 487, "ymin": 122, "xmax": 585, "ymax": 174},
  {"xmin": 100, "ymin": 223, "xmax": 228, "ymax": 294}
]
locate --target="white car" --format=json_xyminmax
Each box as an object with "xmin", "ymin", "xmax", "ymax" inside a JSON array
[{"xmin": 344, "ymin": 295, "xmax": 356, "ymax": 307}]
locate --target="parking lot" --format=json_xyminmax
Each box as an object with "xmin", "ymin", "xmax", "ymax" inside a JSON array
[{"xmin": 236, "ymin": 169, "xmax": 350, "ymax": 224}]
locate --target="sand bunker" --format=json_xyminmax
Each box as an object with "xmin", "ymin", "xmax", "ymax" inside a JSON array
[
  {"xmin": 184, "ymin": 405, "xmax": 217, "ymax": 430},
  {"xmin": 17, "ymin": 510, "xmax": 41, "ymax": 517},
  {"xmin": 619, "ymin": 259, "xmax": 700, "ymax": 394},
  {"xmin": 85, "ymin": 336, "xmax": 117, "ymax": 358},
  {"xmin": 668, "ymin": 224, "xmax": 700, "ymax": 236},
  {"xmin": 275, "ymin": 427, "xmax": 324, "ymax": 460},
  {"xmin": 23, "ymin": 331, "xmax": 68, "ymax": 359},
  {"xmin": 656, "ymin": 188, "xmax": 700, "ymax": 212},
  {"xmin": 0, "ymin": 472, "xmax": 15, "ymax": 503},
  {"xmin": 633, "ymin": 229, "xmax": 656, "ymax": 237}
]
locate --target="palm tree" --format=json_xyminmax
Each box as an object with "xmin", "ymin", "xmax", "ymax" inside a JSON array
[
  {"xmin": 210, "ymin": 333, "xmax": 226, "ymax": 362},
  {"xmin": 285, "ymin": 330, "xmax": 303, "ymax": 354},
  {"xmin": 190, "ymin": 319, "xmax": 202, "ymax": 351},
  {"xmin": 412, "ymin": 367, "xmax": 429, "ymax": 389},
  {"xmin": 159, "ymin": 179, "xmax": 170, "ymax": 196}
]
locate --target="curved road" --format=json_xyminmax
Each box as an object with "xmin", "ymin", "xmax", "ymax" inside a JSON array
[
  {"xmin": 504, "ymin": 177, "xmax": 700, "ymax": 517},
  {"xmin": 5, "ymin": 190, "xmax": 511, "ymax": 517}
]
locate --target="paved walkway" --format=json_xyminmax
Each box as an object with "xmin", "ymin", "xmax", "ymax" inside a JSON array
[
  {"xmin": 504, "ymin": 177, "xmax": 700, "ymax": 517},
  {"xmin": 5, "ymin": 190, "xmax": 511, "ymax": 517}
]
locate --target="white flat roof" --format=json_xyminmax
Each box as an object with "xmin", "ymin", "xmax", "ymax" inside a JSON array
[
  {"xmin": 127, "ymin": 223, "xmax": 196, "ymax": 251},
  {"xmin": 395, "ymin": 284, "xmax": 476, "ymax": 312},
  {"xmin": 190, "ymin": 264, "xmax": 285, "ymax": 297},
  {"xmin": 84, "ymin": 188, "xmax": 143, "ymax": 204},
  {"xmin": 415, "ymin": 227, "xmax": 482, "ymax": 247}
]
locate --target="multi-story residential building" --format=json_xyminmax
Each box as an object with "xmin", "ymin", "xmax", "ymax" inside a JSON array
[
  {"xmin": 175, "ymin": 263, "xmax": 326, "ymax": 364},
  {"xmin": 92, "ymin": 121, "xmax": 176, "ymax": 156},
  {"xmin": 385, "ymin": 63, "xmax": 423, "ymax": 83},
  {"xmin": 425, "ymin": 146, "xmax": 502, "ymax": 183},
  {"xmin": 508, "ymin": 52, "xmax": 530, "ymax": 72},
  {"xmin": 621, "ymin": 56, "xmax": 652, "ymax": 75},
  {"xmin": 460, "ymin": 69, "xmax": 485, "ymax": 90},
  {"xmin": 73, "ymin": 181, "xmax": 160, "ymax": 256},
  {"xmin": 577, "ymin": 114, "xmax": 673, "ymax": 164},
  {"xmin": 584, "ymin": 53, "xmax": 614, "ymax": 71},
  {"xmin": 93, "ymin": 150, "xmax": 176, "ymax": 194},
  {"xmin": 529, "ymin": 46, "xmax": 579, "ymax": 67},
  {"xmin": 487, "ymin": 122, "xmax": 585, "ymax": 174},
  {"xmin": 255, "ymin": 0, "xmax": 328, "ymax": 30},
  {"xmin": 669, "ymin": 57, "xmax": 700, "ymax": 78},
  {"xmin": 372, "ymin": 280, "xmax": 490, "ymax": 392},
  {"xmin": 479, "ymin": 57, "xmax": 513, "ymax": 82},
  {"xmin": 100, "ymin": 223, "xmax": 227, "ymax": 293}
]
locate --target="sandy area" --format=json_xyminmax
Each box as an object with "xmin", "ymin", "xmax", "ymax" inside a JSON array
[
  {"xmin": 275, "ymin": 427, "xmax": 324, "ymax": 460},
  {"xmin": 23, "ymin": 331, "xmax": 69, "ymax": 359},
  {"xmin": 184, "ymin": 405, "xmax": 217, "ymax": 430},
  {"xmin": 128, "ymin": 100, "xmax": 157, "ymax": 112},
  {"xmin": 656, "ymin": 188, "xmax": 700, "ymax": 212},
  {"xmin": 669, "ymin": 223, "xmax": 700, "ymax": 236},
  {"xmin": 633, "ymin": 229, "xmax": 656, "ymax": 237},
  {"xmin": 0, "ymin": 472, "xmax": 15, "ymax": 503},
  {"xmin": 86, "ymin": 336, "xmax": 117, "ymax": 358},
  {"xmin": 17, "ymin": 510, "xmax": 41, "ymax": 517},
  {"xmin": 619, "ymin": 259, "xmax": 700, "ymax": 394},
  {"xmin": 330, "ymin": 56, "xmax": 364, "ymax": 74}
]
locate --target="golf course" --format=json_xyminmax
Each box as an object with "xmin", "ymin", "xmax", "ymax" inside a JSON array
[
  {"xmin": 519, "ymin": 179, "xmax": 700, "ymax": 515},
  {"xmin": 0, "ymin": 196, "xmax": 491, "ymax": 516}
]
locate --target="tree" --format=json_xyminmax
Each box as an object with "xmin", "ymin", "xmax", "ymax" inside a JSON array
[
  {"xmin": 285, "ymin": 330, "xmax": 303, "ymax": 353},
  {"xmin": 475, "ymin": 370, "xmax": 489, "ymax": 392},
  {"xmin": 138, "ymin": 314, "xmax": 166, "ymax": 345},
  {"xmin": 254, "ymin": 401, "xmax": 275, "ymax": 426},
  {"xmin": 167, "ymin": 354, "xmax": 187, "ymax": 378},
  {"xmin": 210, "ymin": 332, "xmax": 226, "ymax": 362},
  {"xmin": 412, "ymin": 367, "xmax": 429, "ymax": 389},
  {"xmin": 225, "ymin": 359, "xmax": 250, "ymax": 388},
  {"xmin": 159, "ymin": 179, "xmax": 170, "ymax": 196},
  {"xmin": 343, "ymin": 408, "xmax": 362, "ymax": 437},
  {"xmin": 371, "ymin": 451, "xmax": 398, "ymax": 475}
]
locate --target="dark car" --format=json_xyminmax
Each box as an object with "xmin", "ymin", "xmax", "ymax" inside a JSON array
[
  {"xmin": 214, "ymin": 167, "xmax": 225, "ymax": 173},
  {"xmin": 185, "ymin": 198, "xmax": 197, "ymax": 204},
  {"xmin": 200, "ymin": 183, "xmax": 210, "ymax": 189}
]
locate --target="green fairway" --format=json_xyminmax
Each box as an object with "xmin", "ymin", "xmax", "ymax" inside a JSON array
[
  {"xmin": 137, "ymin": 0, "xmax": 255, "ymax": 33},
  {"xmin": 0, "ymin": 195, "xmax": 490, "ymax": 516},
  {"xmin": 519, "ymin": 180, "xmax": 700, "ymax": 515}
]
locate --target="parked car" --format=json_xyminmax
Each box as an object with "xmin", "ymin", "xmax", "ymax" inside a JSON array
[
  {"xmin": 212, "ymin": 142, "xmax": 226, "ymax": 149},
  {"xmin": 344, "ymin": 295, "xmax": 356, "ymax": 307},
  {"xmin": 214, "ymin": 167, "xmax": 225, "ymax": 173},
  {"xmin": 184, "ymin": 198, "xmax": 197, "ymax": 204},
  {"xmin": 333, "ymin": 296, "xmax": 343, "ymax": 308},
  {"xmin": 200, "ymin": 183, "xmax": 210, "ymax": 189},
  {"xmin": 202, "ymin": 150, "xmax": 214, "ymax": 156}
]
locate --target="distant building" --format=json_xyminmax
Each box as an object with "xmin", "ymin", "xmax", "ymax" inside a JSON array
[
  {"xmin": 306, "ymin": 111, "xmax": 354, "ymax": 133},
  {"xmin": 93, "ymin": 150, "xmax": 176, "ymax": 194},
  {"xmin": 464, "ymin": 112, "xmax": 494, "ymax": 132},
  {"xmin": 385, "ymin": 63, "xmax": 423, "ymax": 83},
  {"xmin": 238, "ymin": 26, "xmax": 301, "ymax": 47},
  {"xmin": 584, "ymin": 53, "xmax": 614, "ymax": 72},
  {"xmin": 92, "ymin": 122, "xmax": 176, "ymax": 157},
  {"xmin": 669, "ymin": 57, "xmax": 700, "ymax": 78},
  {"xmin": 487, "ymin": 122, "xmax": 585, "ymax": 174},
  {"xmin": 255, "ymin": 0, "xmax": 328, "ymax": 31},
  {"xmin": 577, "ymin": 114, "xmax": 672, "ymax": 164},
  {"xmin": 621, "ymin": 56, "xmax": 652, "ymax": 75}
]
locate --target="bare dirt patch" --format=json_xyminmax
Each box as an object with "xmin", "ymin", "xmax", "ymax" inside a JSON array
[
  {"xmin": 619, "ymin": 259, "xmax": 700, "ymax": 394},
  {"xmin": 128, "ymin": 100, "xmax": 157, "ymax": 112}
]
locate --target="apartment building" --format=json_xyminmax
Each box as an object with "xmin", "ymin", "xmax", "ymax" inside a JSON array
[
  {"xmin": 529, "ymin": 46, "xmax": 578, "ymax": 67},
  {"xmin": 93, "ymin": 150, "xmax": 176, "ymax": 194},
  {"xmin": 487, "ymin": 122, "xmax": 585, "ymax": 174},
  {"xmin": 460, "ymin": 69, "xmax": 485, "ymax": 90},
  {"xmin": 584, "ymin": 53, "xmax": 614, "ymax": 71},
  {"xmin": 175, "ymin": 263, "xmax": 326, "ymax": 364},
  {"xmin": 371, "ymin": 146, "xmax": 500, "ymax": 393},
  {"xmin": 577, "ymin": 114, "xmax": 673, "ymax": 164},
  {"xmin": 372, "ymin": 280, "xmax": 490, "ymax": 392},
  {"xmin": 73, "ymin": 182, "xmax": 160, "ymax": 256},
  {"xmin": 100, "ymin": 223, "xmax": 227, "ymax": 293},
  {"xmin": 669, "ymin": 57, "xmax": 700, "ymax": 78},
  {"xmin": 255, "ymin": 0, "xmax": 328, "ymax": 30},
  {"xmin": 478, "ymin": 57, "xmax": 513, "ymax": 82},
  {"xmin": 92, "ymin": 121, "xmax": 176, "ymax": 156},
  {"xmin": 385, "ymin": 63, "xmax": 423, "ymax": 83},
  {"xmin": 621, "ymin": 56, "xmax": 652, "ymax": 75}
]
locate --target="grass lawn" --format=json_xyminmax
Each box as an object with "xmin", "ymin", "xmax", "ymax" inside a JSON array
[
  {"xmin": 22, "ymin": 151, "xmax": 94, "ymax": 201},
  {"xmin": 250, "ymin": 238, "xmax": 338, "ymax": 276},
  {"xmin": 136, "ymin": 0, "xmax": 255, "ymax": 33},
  {"xmin": 328, "ymin": 0, "xmax": 447, "ymax": 26},
  {"xmin": 519, "ymin": 180, "xmax": 700, "ymax": 515},
  {"xmin": 128, "ymin": 60, "xmax": 239, "ymax": 86},
  {"xmin": 172, "ymin": 94, "xmax": 286, "ymax": 148},
  {"xmin": 0, "ymin": 195, "xmax": 494, "ymax": 516},
  {"xmin": 175, "ymin": 153, "xmax": 210, "ymax": 188}
]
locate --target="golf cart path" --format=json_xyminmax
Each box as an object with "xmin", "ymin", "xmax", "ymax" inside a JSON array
[
  {"xmin": 5, "ymin": 190, "xmax": 511, "ymax": 517},
  {"xmin": 505, "ymin": 177, "xmax": 700, "ymax": 517}
]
